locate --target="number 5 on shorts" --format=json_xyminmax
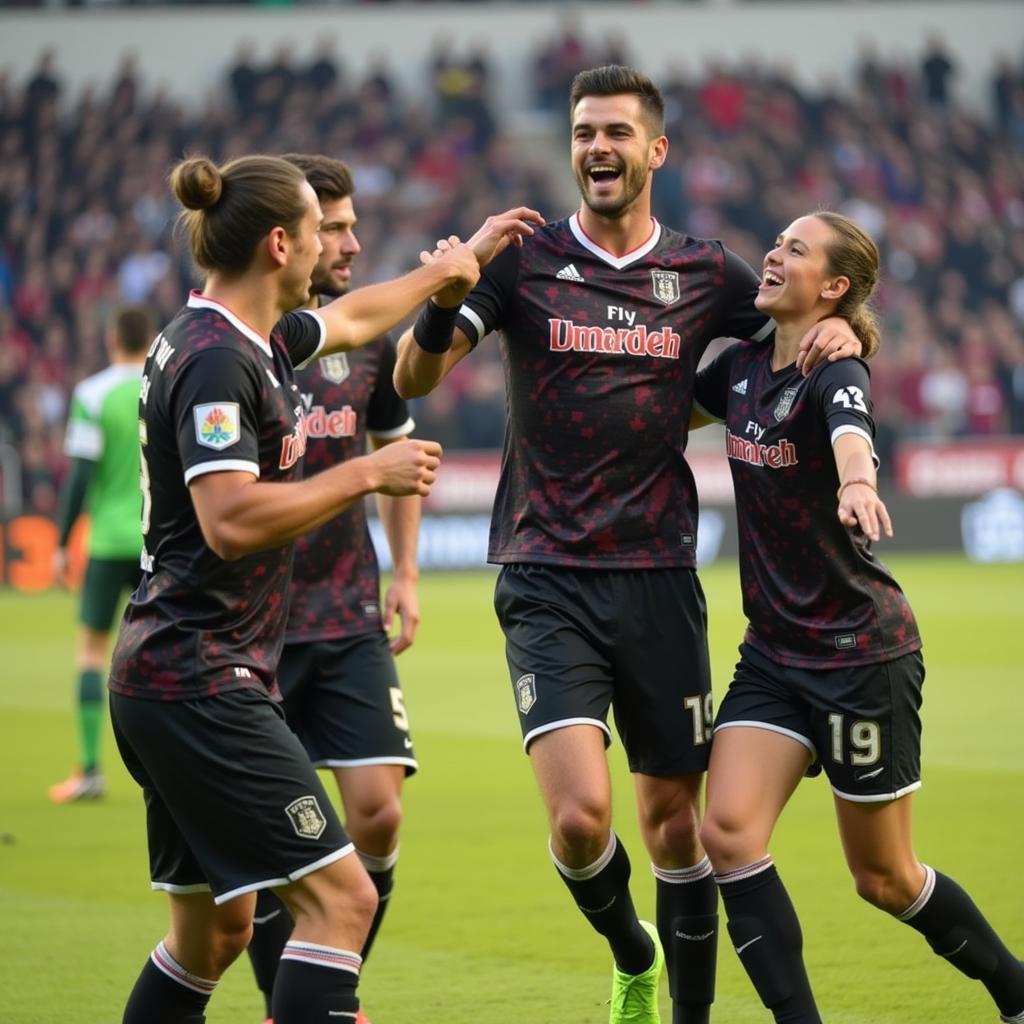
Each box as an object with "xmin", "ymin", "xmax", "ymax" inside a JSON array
[{"xmin": 390, "ymin": 687, "xmax": 410, "ymax": 732}]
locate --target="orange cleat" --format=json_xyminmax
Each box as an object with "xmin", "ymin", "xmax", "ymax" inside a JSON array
[
  {"xmin": 355, "ymin": 1011, "xmax": 373, "ymax": 1024},
  {"xmin": 48, "ymin": 769, "xmax": 106, "ymax": 803}
]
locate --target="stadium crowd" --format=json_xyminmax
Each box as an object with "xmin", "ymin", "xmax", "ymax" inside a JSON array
[{"xmin": 1, "ymin": 35, "xmax": 1024, "ymax": 513}]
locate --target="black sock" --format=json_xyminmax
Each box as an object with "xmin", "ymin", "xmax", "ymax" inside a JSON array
[
  {"xmin": 358, "ymin": 847, "xmax": 398, "ymax": 962},
  {"xmin": 898, "ymin": 866, "xmax": 1024, "ymax": 1018},
  {"xmin": 246, "ymin": 889, "xmax": 294, "ymax": 1015},
  {"xmin": 272, "ymin": 942, "xmax": 361, "ymax": 1024},
  {"xmin": 551, "ymin": 832, "xmax": 654, "ymax": 975},
  {"xmin": 123, "ymin": 942, "xmax": 216, "ymax": 1024},
  {"xmin": 716, "ymin": 857, "xmax": 821, "ymax": 1024},
  {"xmin": 654, "ymin": 856, "xmax": 717, "ymax": 1024}
]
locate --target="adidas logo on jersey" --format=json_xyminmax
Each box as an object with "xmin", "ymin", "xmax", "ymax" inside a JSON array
[
  {"xmin": 732, "ymin": 379, "xmax": 748, "ymax": 394},
  {"xmin": 555, "ymin": 264, "xmax": 585, "ymax": 283}
]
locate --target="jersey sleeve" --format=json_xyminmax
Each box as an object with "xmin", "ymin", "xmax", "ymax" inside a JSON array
[
  {"xmin": 814, "ymin": 359, "xmax": 879, "ymax": 463},
  {"xmin": 366, "ymin": 337, "xmax": 415, "ymax": 440},
  {"xmin": 693, "ymin": 345, "xmax": 737, "ymax": 422},
  {"xmin": 63, "ymin": 388, "xmax": 104, "ymax": 461},
  {"xmin": 171, "ymin": 347, "xmax": 264, "ymax": 485},
  {"xmin": 715, "ymin": 247, "xmax": 774, "ymax": 343},
  {"xmin": 276, "ymin": 309, "xmax": 326, "ymax": 369},
  {"xmin": 454, "ymin": 244, "xmax": 520, "ymax": 348}
]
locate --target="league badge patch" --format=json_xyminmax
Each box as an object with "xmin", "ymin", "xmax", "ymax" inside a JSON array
[
  {"xmin": 285, "ymin": 795, "xmax": 328, "ymax": 839},
  {"xmin": 193, "ymin": 403, "xmax": 240, "ymax": 450},
  {"xmin": 320, "ymin": 353, "xmax": 350, "ymax": 384},
  {"xmin": 516, "ymin": 673, "xmax": 537, "ymax": 714},
  {"xmin": 651, "ymin": 270, "xmax": 680, "ymax": 305},
  {"xmin": 773, "ymin": 386, "xmax": 799, "ymax": 422}
]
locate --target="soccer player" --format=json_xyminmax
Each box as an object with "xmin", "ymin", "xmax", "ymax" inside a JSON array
[
  {"xmin": 394, "ymin": 66, "xmax": 860, "ymax": 1024},
  {"xmin": 49, "ymin": 305, "xmax": 150, "ymax": 803},
  {"xmin": 244, "ymin": 153, "xmax": 421, "ymax": 1024},
  {"xmin": 107, "ymin": 153, "xmax": 539, "ymax": 1024},
  {"xmin": 692, "ymin": 211, "xmax": 1024, "ymax": 1024}
]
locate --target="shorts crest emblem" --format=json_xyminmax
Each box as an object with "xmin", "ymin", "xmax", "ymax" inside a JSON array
[
  {"xmin": 651, "ymin": 270, "xmax": 680, "ymax": 305},
  {"xmin": 285, "ymin": 795, "xmax": 327, "ymax": 839},
  {"xmin": 773, "ymin": 386, "xmax": 799, "ymax": 422},
  {"xmin": 516, "ymin": 673, "xmax": 537, "ymax": 714},
  {"xmin": 320, "ymin": 354, "xmax": 350, "ymax": 384}
]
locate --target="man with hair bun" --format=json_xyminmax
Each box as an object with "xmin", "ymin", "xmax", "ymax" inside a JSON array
[
  {"xmin": 693, "ymin": 212, "xmax": 1024, "ymax": 1024},
  {"xmin": 50, "ymin": 304, "xmax": 152, "ymax": 804},
  {"xmin": 108, "ymin": 152, "xmax": 541, "ymax": 1024}
]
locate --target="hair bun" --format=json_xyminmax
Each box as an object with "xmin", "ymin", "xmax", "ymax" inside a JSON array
[{"xmin": 171, "ymin": 157, "xmax": 223, "ymax": 211}]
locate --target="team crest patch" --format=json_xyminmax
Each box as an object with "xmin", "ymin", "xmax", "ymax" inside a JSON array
[
  {"xmin": 320, "ymin": 353, "xmax": 350, "ymax": 384},
  {"xmin": 773, "ymin": 387, "xmax": 799, "ymax": 422},
  {"xmin": 193, "ymin": 403, "xmax": 240, "ymax": 450},
  {"xmin": 651, "ymin": 270, "xmax": 680, "ymax": 305},
  {"xmin": 516, "ymin": 673, "xmax": 537, "ymax": 714},
  {"xmin": 285, "ymin": 796, "xmax": 327, "ymax": 839}
]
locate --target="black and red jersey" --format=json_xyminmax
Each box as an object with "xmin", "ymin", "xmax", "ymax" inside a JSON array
[
  {"xmin": 694, "ymin": 342, "xmax": 921, "ymax": 667},
  {"xmin": 285, "ymin": 338, "xmax": 413, "ymax": 643},
  {"xmin": 455, "ymin": 213, "xmax": 771, "ymax": 569},
  {"xmin": 109, "ymin": 292, "xmax": 324, "ymax": 701}
]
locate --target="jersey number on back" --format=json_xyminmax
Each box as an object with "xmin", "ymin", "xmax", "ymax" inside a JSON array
[{"xmin": 139, "ymin": 420, "xmax": 152, "ymax": 537}]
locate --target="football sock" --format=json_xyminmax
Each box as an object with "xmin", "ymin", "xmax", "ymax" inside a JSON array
[
  {"xmin": 246, "ymin": 888, "xmax": 294, "ymax": 1015},
  {"xmin": 123, "ymin": 941, "xmax": 216, "ymax": 1023},
  {"xmin": 78, "ymin": 669, "xmax": 104, "ymax": 772},
  {"xmin": 897, "ymin": 866, "xmax": 1024, "ymax": 1017},
  {"xmin": 654, "ymin": 855, "xmax": 718, "ymax": 1024},
  {"xmin": 357, "ymin": 846, "xmax": 398, "ymax": 961},
  {"xmin": 716, "ymin": 856, "xmax": 821, "ymax": 1024},
  {"xmin": 272, "ymin": 942, "xmax": 361, "ymax": 1024},
  {"xmin": 551, "ymin": 832, "xmax": 655, "ymax": 975}
]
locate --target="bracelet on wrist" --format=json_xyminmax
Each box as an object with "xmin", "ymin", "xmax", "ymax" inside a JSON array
[
  {"xmin": 836, "ymin": 477, "xmax": 877, "ymax": 500},
  {"xmin": 413, "ymin": 300, "xmax": 460, "ymax": 354}
]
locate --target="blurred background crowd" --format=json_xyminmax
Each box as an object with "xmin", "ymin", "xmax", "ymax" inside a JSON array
[{"xmin": 1, "ymin": 24, "xmax": 1023, "ymax": 514}]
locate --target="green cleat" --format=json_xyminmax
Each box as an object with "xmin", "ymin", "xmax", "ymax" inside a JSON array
[{"xmin": 609, "ymin": 920, "xmax": 664, "ymax": 1024}]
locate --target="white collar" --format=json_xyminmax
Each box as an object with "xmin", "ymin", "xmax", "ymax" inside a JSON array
[
  {"xmin": 187, "ymin": 291, "xmax": 273, "ymax": 357},
  {"xmin": 568, "ymin": 212, "xmax": 662, "ymax": 269}
]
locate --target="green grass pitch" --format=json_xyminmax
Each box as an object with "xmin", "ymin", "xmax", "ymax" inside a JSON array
[{"xmin": 1, "ymin": 554, "xmax": 1021, "ymax": 1023}]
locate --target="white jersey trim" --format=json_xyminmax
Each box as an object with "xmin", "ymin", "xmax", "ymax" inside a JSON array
[
  {"xmin": 293, "ymin": 309, "xmax": 327, "ymax": 369},
  {"xmin": 830, "ymin": 424, "xmax": 880, "ymax": 467},
  {"xmin": 832, "ymin": 780, "xmax": 921, "ymax": 804},
  {"xmin": 568, "ymin": 211, "xmax": 662, "ymax": 269},
  {"xmin": 523, "ymin": 717, "xmax": 612, "ymax": 753},
  {"xmin": 64, "ymin": 420, "xmax": 104, "ymax": 460},
  {"xmin": 458, "ymin": 304, "xmax": 486, "ymax": 345},
  {"xmin": 368, "ymin": 417, "xmax": 415, "ymax": 442},
  {"xmin": 187, "ymin": 292, "xmax": 273, "ymax": 358},
  {"xmin": 183, "ymin": 459, "xmax": 260, "ymax": 485},
  {"xmin": 213, "ymin": 843, "xmax": 355, "ymax": 905},
  {"xmin": 714, "ymin": 719, "xmax": 817, "ymax": 756},
  {"xmin": 315, "ymin": 756, "xmax": 419, "ymax": 772},
  {"xmin": 151, "ymin": 881, "xmax": 210, "ymax": 896}
]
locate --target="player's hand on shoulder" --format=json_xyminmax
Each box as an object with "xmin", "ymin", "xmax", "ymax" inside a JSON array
[
  {"xmin": 368, "ymin": 437, "xmax": 443, "ymax": 497},
  {"xmin": 837, "ymin": 482, "xmax": 893, "ymax": 543},
  {"xmin": 466, "ymin": 206, "xmax": 545, "ymax": 267},
  {"xmin": 797, "ymin": 316, "xmax": 863, "ymax": 376}
]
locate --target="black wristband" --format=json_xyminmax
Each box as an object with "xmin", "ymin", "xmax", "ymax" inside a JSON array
[{"xmin": 413, "ymin": 300, "xmax": 460, "ymax": 354}]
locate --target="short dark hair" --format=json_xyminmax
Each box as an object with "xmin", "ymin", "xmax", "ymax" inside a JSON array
[
  {"xmin": 282, "ymin": 153, "xmax": 355, "ymax": 203},
  {"xmin": 569, "ymin": 65, "xmax": 665, "ymax": 137},
  {"xmin": 169, "ymin": 154, "xmax": 308, "ymax": 275},
  {"xmin": 113, "ymin": 304, "xmax": 154, "ymax": 355}
]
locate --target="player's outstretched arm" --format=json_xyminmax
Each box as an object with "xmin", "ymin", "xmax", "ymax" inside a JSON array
[
  {"xmin": 833, "ymin": 433, "xmax": 892, "ymax": 543},
  {"xmin": 316, "ymin": 244, "xmax": 480, "ymax": 356},
  {"xmin": 188, "ymin": 439, "xmax": 442, "ymax": 560},
  {"xmin": 796, "ymin": 317, "xmax": 864, "ymax": 375}
]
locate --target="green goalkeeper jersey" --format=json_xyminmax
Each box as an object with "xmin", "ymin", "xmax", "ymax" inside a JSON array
[{"xmin": 63, "ymin": 363, "xmax": 144, "ymax": 559}]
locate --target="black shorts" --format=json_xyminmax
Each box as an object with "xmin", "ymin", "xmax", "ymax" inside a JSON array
[
  {"xmin": 493, "ymin": 564, "xmax": 712, "ymax": 776},
  {"xmin": 278, "ymin": 632, "xmax": 417, "ymax": 775},
  {"xmin": 80, "ymin": 557, "xmax": 141, "ymax": 631},
  {"xmin": 110, "ymin": 687, "xmax": 352, "ymax": 904},
  {"xmin": 715, "ymin": 643, "xmax": 925, "ymax": 803}
]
